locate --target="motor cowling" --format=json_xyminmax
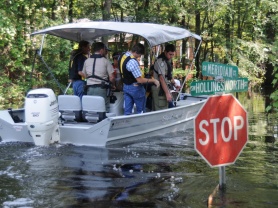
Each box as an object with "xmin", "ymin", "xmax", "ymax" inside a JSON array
[{"xmin": 25, "ymin": 88, "xmax": 60, "ymax": 146}]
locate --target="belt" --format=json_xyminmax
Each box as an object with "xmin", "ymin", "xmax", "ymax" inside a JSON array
[
  {"xmin": 124, "ymin": 83, "xmax": 140, "ymax": 86},
  {"xmin": 87, "ymin": 84, "xmax": 103, "ymax": 88}
]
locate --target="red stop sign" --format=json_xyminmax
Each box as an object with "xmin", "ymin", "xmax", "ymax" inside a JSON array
[{"xmin": 194, "ymin": 94, "xmax": 248, "ymax": 167}]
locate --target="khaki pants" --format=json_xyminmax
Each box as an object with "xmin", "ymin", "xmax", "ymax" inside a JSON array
[{"xmin": 151, "ymin": 85, "xmax": 168, "ymax": 111}]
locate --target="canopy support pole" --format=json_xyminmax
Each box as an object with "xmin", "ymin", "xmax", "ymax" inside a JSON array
[{"xmin": 39, "ymin": 34, "xmax": 46, "ymax": 56}]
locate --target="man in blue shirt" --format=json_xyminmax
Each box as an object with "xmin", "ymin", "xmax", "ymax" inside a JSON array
[
  {"xmin": 119, "ymin": 43, "xmax": 160, "ymax": 115},
  {"xmin": 69, "ymin": 40, "xmax": 91, "ymax": 98}
]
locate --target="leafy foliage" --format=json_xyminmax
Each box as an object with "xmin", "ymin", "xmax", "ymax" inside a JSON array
[
  {"xmin": 0, "ymin": 0, "xmax": 277, "ymax": 111},
  {"xmin": 266, "ymin": 36, "xmax": 278, "ymax": 112}
]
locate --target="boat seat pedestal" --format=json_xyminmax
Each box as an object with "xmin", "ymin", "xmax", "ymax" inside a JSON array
[
  {"xmin": 82, "ymin": 95, "xmax": 115, "ymax": 123},
  {"xmin": 58, "ymin": 95, "xmax": 82, "ymax": 122}
]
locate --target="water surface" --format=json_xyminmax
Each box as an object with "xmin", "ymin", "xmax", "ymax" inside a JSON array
[{"xmin": 0, "ymin": 95, "xmax": 277, "ymax": 208}]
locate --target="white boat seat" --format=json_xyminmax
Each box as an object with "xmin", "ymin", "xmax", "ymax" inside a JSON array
[
  {"xmin": 58, "ymin": 95, "xmax": 82, "ymax": 122},
  {"xmin": 82, "ymin": 95, "xmax": 115, "ymax": 123}
]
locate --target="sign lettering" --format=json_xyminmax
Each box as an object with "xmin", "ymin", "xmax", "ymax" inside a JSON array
[{"xmin": 202, "ymin": 61, "xmax": 238, "ymax": 78}]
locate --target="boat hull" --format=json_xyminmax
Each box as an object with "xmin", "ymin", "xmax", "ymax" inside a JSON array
[
  {"xmin": 106, "ymin": 100, "xmax": 204, "ymax": 145},
  {"xmin": 0, "ymin": 98, "xmax": 206, "ymax": 146}
]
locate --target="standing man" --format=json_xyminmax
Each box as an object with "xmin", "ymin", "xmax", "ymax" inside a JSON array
[
  {"xmin": 151, "ymin": 44, "xmax": 180, "ymax": 111},
  {"xmin": 119, "ymin": 43, "xmax": 160, "ymax": 115},
  {"xmin": 81, "ymin": 42, "xmax": 115, "ymax": 112},
  {"xmin": 69, "ymin": 40, "xmax": 91, "ymax": 99}
]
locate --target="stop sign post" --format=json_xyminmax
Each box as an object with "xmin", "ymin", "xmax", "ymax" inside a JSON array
[{"xmin": 194, "ymin": 94, "xmax": 248, "ymax": 167}]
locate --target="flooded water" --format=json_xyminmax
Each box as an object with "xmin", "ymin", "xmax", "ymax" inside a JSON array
[{"xmin": 0, "ymin": 94, "xmax": 277, "ymax": 208}]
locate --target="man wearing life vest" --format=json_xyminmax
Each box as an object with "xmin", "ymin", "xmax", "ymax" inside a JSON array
[
  {"xmin": 68, "ymin": 40, "xmax": 90, "ymax": 99},
  {"xmin": 151, "ymin": 44, "xmax": 180, "ymax": 111},
  {"xmin": 119, "ymin": 43, "xmax": 160, "ymax": 115},
  {"xmin": 81, "ymin": 42, "xmax": 115, "ymax": 112}
]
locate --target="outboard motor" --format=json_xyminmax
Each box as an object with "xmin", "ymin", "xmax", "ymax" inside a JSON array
[{"xmin": 25, "ymin": 88, "xmax": 60, "ymax": 146}]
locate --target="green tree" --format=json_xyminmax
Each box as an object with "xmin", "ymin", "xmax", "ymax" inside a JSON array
[{"xmin": 0, "ymin": 0, "xmax": 277, "ymax": 112}]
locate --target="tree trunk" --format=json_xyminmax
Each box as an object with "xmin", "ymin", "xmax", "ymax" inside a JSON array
[
  {"xmin": 102, "ymin": 0, "xmax": 112, "ymax": 44},
  {"xmin": 195, "ymin": 0, "xmax": 201, "ymax": 79},
  {"xmin": 224, "ymin": 4, "xmax": 231, "ymax": 64},
  {"xmin": 181, "ymin": 15, "xmax": 186, "ymax": 70},
  {"xmin": 143, "ymin": 0, "xmax": 150, "ymax": 70},
  {"xmin": 69, "ymin": 0, "xmax": 73, "ymax": 23}
]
